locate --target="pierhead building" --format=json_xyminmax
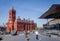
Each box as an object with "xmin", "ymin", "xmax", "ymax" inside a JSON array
[{"xmin": 6, "ymin": 8, "xmax": 36, "ymax": 33}]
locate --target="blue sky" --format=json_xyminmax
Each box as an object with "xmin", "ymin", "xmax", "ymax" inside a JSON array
[{"xmin": 0, "ymin": 0, "xmax": 60, "ymax": 27}]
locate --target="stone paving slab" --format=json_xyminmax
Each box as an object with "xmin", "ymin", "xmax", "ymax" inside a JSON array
[{"xmin": 1, "ymin": 33, "xmax": 60, "ymax": 41}]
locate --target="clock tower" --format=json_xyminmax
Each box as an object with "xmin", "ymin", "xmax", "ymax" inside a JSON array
[{"xmin": 8, "ymin": 7, "xmax": 16, "ymax": 32}]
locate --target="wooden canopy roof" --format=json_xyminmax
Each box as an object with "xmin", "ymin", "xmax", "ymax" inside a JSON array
[{"xmin": 39, "ymin": 4, "xmax": 60, "ymax": 19}]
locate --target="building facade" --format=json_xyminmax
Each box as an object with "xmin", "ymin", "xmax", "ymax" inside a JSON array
[
  {"xmin": 43, "ymin": 19, "xmax": 60, "ymax": 29},
  {"xmin": 6, "ymin": 8, "xmax": 36, "ymax": 33}
]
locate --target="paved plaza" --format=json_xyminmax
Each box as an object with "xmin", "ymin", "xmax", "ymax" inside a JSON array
[{"xmin": 0, "ymin": 32, "xmax": 60, "ymax": 41}]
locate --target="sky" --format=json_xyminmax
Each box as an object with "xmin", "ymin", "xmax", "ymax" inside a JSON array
[{"xmin": 0, "ymin": 0, "xmax": 60, "ymax": 27}]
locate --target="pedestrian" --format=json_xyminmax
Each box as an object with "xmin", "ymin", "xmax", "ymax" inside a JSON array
[
  {"xmin": 25, "ymin": 33, "xmax": 30, "ymax": 41},
  {"xmin": 26, "ymin": 36, "xmax": 30, "ymax": 41},
  {"xmin": 33, "ymin": 30, "xmax": 34, "ymax": 33},
  {"xmin": 35, "ymin": 31, "xmax": 39, "ymax": 40},
  {"xmin": 25, "ymin": 30, "xmax": 29, "ymax": 38},
  {"xmin": 25, "ymin": 31, "xmax": 28, "ymax": 38}
]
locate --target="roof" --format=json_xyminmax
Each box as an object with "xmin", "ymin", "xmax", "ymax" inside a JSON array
[
  {"xmin": 9, "ymin": 7, "xmax": 16, "ymax": 14},
  {"xmin": 39, "ymin": 4, "xmax": 60, "ymax": 19}
]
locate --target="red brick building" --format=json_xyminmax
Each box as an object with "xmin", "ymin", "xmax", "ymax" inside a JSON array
[{"xmin": 6, "ymin": 8, "xmax": 36, "ymax": 33}]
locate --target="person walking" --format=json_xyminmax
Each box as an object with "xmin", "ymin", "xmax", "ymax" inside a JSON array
[
  {"xmin": 26, "ymin": 34, "xmax": 30, "ymax": 41},
  {"xmin": 35, "ymin": 31, "xmax": 39, "ymax": 40}
]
